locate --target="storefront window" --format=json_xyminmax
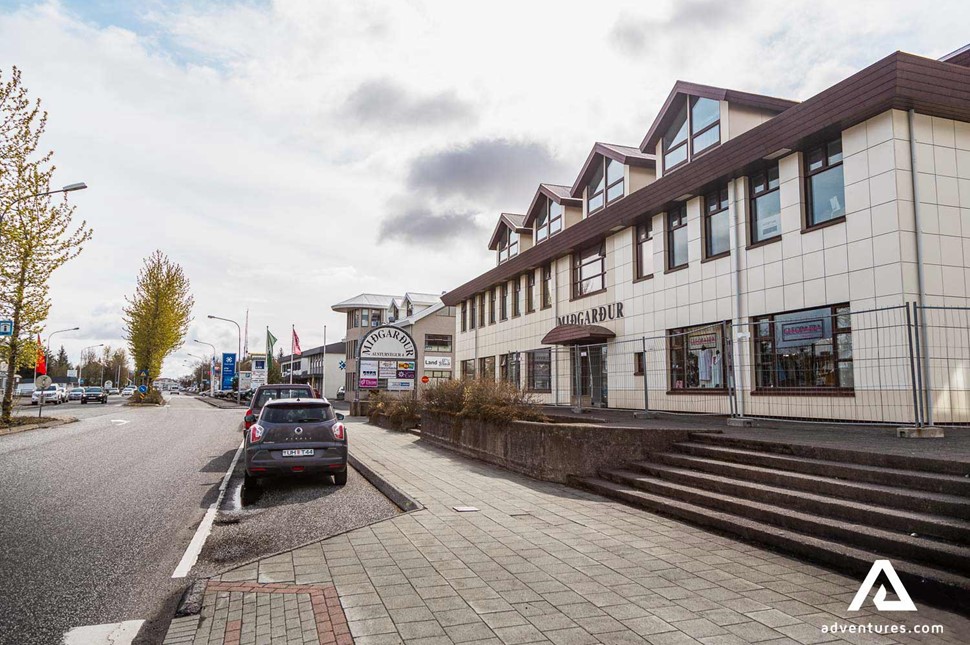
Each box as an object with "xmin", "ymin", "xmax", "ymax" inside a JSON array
[
  {"xmin": 500, "ymin": 353, "xmax": 521, "ymax": 387},
  {"xmin": 754, "ymin": 304, "xmax": 853, "ymax": 390},
  {"xmin": 527, "ymin": 349, "xmax": 551, "ymax": 392},
  {"xmin": 668, "ymin": 323, "xmax": 729, "ymax": 390}
]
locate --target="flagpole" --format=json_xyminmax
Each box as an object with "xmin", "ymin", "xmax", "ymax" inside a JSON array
[
  {"xmin": 290, "ymin": 325, "xmax": 294, "ymax": 384},
  {"xmin": 322, "ymin": 325, "xmax": 327, "ymax": 399}
]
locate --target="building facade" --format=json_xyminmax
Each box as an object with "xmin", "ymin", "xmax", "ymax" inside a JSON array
[
  {"xmin": 443, "ymin": 47, "xmax": 970, "ymax": 425},
  {"xmin": 280, "ymin": 341, "xmax": 346, "ymax": 399}
]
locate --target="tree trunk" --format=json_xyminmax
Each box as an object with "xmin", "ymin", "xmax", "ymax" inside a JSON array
[{"xmin": 1, "ymin": 301, "xmax": 24, "ymax": 424}]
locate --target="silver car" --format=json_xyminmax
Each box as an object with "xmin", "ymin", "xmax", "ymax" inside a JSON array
[{"xmin": 32, "ymin": 385, "xmax": 62, "ymax": 405}]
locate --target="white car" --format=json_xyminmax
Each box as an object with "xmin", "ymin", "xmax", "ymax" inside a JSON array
[
  {"xmin": 32, "ymin": 385, "xmax": 63, "ymax": 405},
  {"xmin": 121, "ymin": 386, "xmax": 136, "ymax": 396}
]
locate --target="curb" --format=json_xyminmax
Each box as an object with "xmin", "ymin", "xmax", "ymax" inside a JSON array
[
  {"xmin": 348, "ymin": 452, "xmax": 423, "ymax": 513},
  {"xmin": 0, "ymin": 416, "xmax": 78, "ymax": 437}
]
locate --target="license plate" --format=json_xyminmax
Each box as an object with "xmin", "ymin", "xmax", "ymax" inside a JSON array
[{"xmin": 282, "ymin": 449, "xmax": 314, "ymax": 457}]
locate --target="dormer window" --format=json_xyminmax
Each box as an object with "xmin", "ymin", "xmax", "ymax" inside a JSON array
[
  {"xmin": 497, "ymin": 227, "xmax": 519, "ymax": 263},
  {"xmin": 406, "ymin": 301, "xmax": 413, "ymax": 317},
  {"xmin": 662, "ymin": 96, "xmax": 720, "ymax": 172},
  {"xmin": 587, "ymin": 158, "xmax": 624, "ymax": 215},
  {"xmin": 535, "ymin": 200, "xmax": 563, "ymax": 243}
]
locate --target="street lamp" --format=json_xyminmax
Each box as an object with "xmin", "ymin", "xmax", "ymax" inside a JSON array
[
  {"xmin": 0, "ymin": 182, "xmax": 88, "ymax": 243},
  {"xmin": 194, "ymin": 339, "xmax": 216, "ymax": 397},
  {"xmin": 208, "ymin": 314, "xmax": 242, "ymax": 404},
  {"xmin": 187, "ymin": 353, "xmax": 206, "ymax": 391},
  {"xmin": 46, "ymin": 327, "xmax": 79, "ymax": 382},
  {"xmin": 80, "ymin": 343, "xmax": 103, "ymax": 386}
]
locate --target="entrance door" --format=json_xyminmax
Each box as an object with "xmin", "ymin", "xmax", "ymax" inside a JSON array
[{"xmin": 572, "ymin": 344, "xmax": 608, "ymax": 408}]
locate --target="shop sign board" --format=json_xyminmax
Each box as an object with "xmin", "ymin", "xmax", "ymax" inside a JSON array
[
  {"xmin": 780, "ymin": 320, "xmax": 825, "ymax": 343},
  {"xmin": 424, "ymin": 356, "xmax": 452, "ymax": 369},
  {"xmin": 359, "ymin": 360, "xmax": 379, "ymax": 389},
  {"xmin": 556, "ymin": 302, "xmax": 625, "ymax": 326},
  {"xmin": 387, "ymin": 379, "xmax": 414, "ymax": 391},
  {"xmin": 378, "ymin": 360, "xmax": 397, "ymax": 379},
  {"xmin": 239, "ymin": 371, "xmax": 253, "ymax": 390},
  {"xmin": 221, "ymin": 353, "xmax": 237, "ymax": 391},
  {"xmin": 775, "ymin": 308, "xmax": 832, "ymax": 349},
  {"xmin": 687, "ymin": 331, "xmax": 719, "ymax": 351},
  {"xmin": 251, "ymin": 356, "xmax": 267, "ymax": 388},
  {"xmin": 359, "ymin": 326, "xmax": 416, "ymax": 360}
]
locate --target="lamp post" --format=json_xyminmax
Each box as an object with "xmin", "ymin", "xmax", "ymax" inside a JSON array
[
  {"xmin": 45, "ymin": 326, "xmax": 79, "ymax": 385},
  {"xmin": 187, "ymin": 353, "xmax": 206, "ymax": 391},
  {"xmin": 194, "ymin": 339, "xmax": 216, "ymax": 397},
  {"xmin": 0, "ymin": 182, "xmax": 88, "ymax": 243},
  {"xmin": 208, "ymin": 315, "xmax": 242, "ymax": 404},
  {"xmin": 80, "ymin": 343, "xmax": 103, "ymax": 386}
]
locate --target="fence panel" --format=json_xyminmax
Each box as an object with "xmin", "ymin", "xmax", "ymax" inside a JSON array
[{"xmin": 919, "ymin": 306, "xmax": 970, "ymax": 426}]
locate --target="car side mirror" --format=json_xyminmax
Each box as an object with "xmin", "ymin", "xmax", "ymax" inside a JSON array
[
  {"xmin": 244, "ymin": 414, "xmax": 256, "ymax": 423},
  {"xmin": 336, "ymin": 413, "xmax": 345, "ymax": 421}
]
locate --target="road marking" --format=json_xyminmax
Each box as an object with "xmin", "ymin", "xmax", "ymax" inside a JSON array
[
  {"xmin": 172, "ymin": 440, "xmax": 244, "ymax": 578},
  {"xmin": 110, "ymin": 419, "xmax": 129, "ymax": 425},
  {"xmin": 62, "ymin": 620, "xmax": 144, "ymax": 644}
]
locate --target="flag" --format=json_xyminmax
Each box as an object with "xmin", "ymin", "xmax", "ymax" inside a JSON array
[
  {"xmin": 292, "ymin": 328, "xmax": 302, "ymax": 356},
  {"xmin": 36, "ymin": 335, "xmax": 47, "ymax": 375},
  {"xmin": 266, "ymin": 328, "xmax": 278, "ymax": 368}
]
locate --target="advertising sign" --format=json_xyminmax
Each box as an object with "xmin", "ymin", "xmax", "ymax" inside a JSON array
[
  {"xmin": 687, "ymin": 331, "xmax": 719, "ymax": 351},
  {"xmin": 378, "ymin": 360, "xmax": 397, "ymax": 379},
  {"xmin": 251, "ymin": 356, "xmax": 267, "ymax": 388},
  {"xmin": 221, "ymin": 353, "xmax": 237, "ymax": 391},
  {"xmin": 359, "ymin": 360, "xmax": 379, "ymax": 389},
  {"xmin": 387, "ymin": 379, "xmax": 414, "ymax": 391},
  {"xmin": 358, "ymin": 326, "xmax": 417, "ymax": 360},
  {"xmin": 239, "ymin": 371, "xmax": 252, "ymax": 390},
  {"xmin": 780, "ymin": 320, "xmax": 825, "ymax": 343},
  {"xmin": 424, "ymin": 356, "xmax": 452, "ymax": 369},
  {"xmin": 775, "ymin": 308, "xmax": 832, "ymax": 349}
]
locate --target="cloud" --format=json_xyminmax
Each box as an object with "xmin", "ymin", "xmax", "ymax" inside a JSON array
[
  {"xmin": 611, "ymin": 1, "xmax": 749, "ymax": 56},
  {"xmin": 378, "ymin": 208, "xmax": 483, "ymax": 245},
  {"xmin": 341, "ymin": 78, "xmax": 475, "ymax": 129},
  {"xmin": 406, "ymin": 138, "xmax": 570, "ymax": 206}
]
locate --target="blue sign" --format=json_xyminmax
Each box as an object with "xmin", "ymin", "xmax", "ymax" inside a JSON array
[
  {"xmin": 0, "ymin": 320, "xmax": 12, "ymax": 336},
  {"xmin": 221, "ymin": 353, "xmax": 237, "ymax": 390},
  {"xmin": 138, "ymin": 385, "xmax": 147, "ymax": 394},
  {"xmin": 338, "ymin": 360, "xmax": 346, "ymax": 370}
]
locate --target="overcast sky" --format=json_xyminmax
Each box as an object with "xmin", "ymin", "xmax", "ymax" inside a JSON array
[{"xmin": 1, "ymin": 0, "xmax": 967, "ymax": 379}]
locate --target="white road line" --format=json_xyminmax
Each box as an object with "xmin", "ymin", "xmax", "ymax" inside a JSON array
[
  {"xmin": 110, "ymin": 419, "xmax": 129, "ymax": 425},
  {"xmin": 62, "ymin": 620, "xmax": 145, "ymax": 644},
  {"xmin": 172, "ymin": 440, "xmax": 244, "ymax": 578}
]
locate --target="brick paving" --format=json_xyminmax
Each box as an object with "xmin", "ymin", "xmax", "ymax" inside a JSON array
[{"xmin": 168, "ymin": 420, "xmax": 970, "ymax": 644}]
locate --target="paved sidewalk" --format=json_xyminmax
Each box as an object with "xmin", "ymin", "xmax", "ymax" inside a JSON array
[{"xmin": 171, "ymin": 421, "xmax": 970, "ymax": 644}]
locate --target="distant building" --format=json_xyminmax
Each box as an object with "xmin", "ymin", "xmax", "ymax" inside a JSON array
[{"xmin": 279, "ymin": 341, "xmax": 346, "ymax": 399}]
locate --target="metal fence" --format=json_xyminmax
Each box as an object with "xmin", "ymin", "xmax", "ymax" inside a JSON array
[{"xmin": 498, "ymin": 303, "xmax": 970, "ymax": 427}]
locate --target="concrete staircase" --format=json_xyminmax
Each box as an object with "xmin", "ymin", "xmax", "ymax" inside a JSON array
[{"xmin": 571, "ymin": 432, "xmax": 970, "ymax": 613}]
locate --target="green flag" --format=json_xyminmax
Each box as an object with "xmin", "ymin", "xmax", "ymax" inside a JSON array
[{"xmin": 266, "ymin": 328, "xmax": 278, "ymax": 368}]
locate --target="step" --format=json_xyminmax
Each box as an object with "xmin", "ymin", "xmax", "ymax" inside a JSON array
[
  {"xmin": 655, "ymin": 452, "xmax": 970, "ymax": 521},
  {"xmin": 675, "ymin": 442, "xmax": 970, "ymax": 496},
  {"xmin": 599, "ymin": 469, "xmax": 970, "ymax": 576},
  {"xmin": 631, "ymin": 460, "xmax": 970, "ymax": 541},
  {"xmin": 688, "ymin": 433, "xmax": 970, "ymax": 476},
  {"xmin": 570, "ymin": 475, "xmax": 970, "ymax": 614}
]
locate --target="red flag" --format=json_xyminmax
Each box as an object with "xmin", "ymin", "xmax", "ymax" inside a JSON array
[
  {"xmin": 292, "ymin": 328, "xmax": 302, "ymax": 356},
  {"xmin": 36, "ymin": 335, "xmax": 47, "ymax": 375}
]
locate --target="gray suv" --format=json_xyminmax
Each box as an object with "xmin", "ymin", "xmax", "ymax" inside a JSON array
[
  {"xmin": 244, "ymin": 384, "xmax": 314, "ymax": 431},
  {"xmin": 244, "ymin": 398, "xmax": 347, "ymax": 486}
]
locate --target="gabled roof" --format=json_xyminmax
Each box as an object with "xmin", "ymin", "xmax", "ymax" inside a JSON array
[
  {"xmin": 523, "ymin": 184, "xmax": 583, "ymax": 227},
  {"xmin": 331, "ymin": 293, "xmax": 400, "ymax": 312},
  {"xmin": 393, "ymin": 301, "xmax": 448, "ymax": 328},
  {"xmin": 640, "ymin": 81, "xmax": 799, "ymax": 152},
  {"xmin": 570, "ymin": 142, "xmax": 657, "ymax": 198},
  {"xmin": 487, "ymin": 213, "xmax": 530, "ymax": 250},
  {"xmin": 404, "ymin": 292, "xmax": 442, "ymax": 306}
]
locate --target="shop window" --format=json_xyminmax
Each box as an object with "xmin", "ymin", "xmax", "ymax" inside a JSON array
[
  {"xmin": 489, "ymin": 288, "xmax": 496, "ymax": 324},
  {"xmin": 461, "ymin": 359, "xmax": 476, "ymax": 380},
  {"xmin": 527, "ymin": 349, "xmax": 552, "ymax": 392},
  {"xmin": 461, "ymin": 301, "xmax": 467, "ymax": 332},
  {"xmin": 500, "ymin": 283, "xmax": 508, "ymax": 321},
  {"xmin": 667, "ymin": 205, "xmax": 688, "ymax": 270},
  {"xmin": 424, "ymin": 334, "xmax": 452, "ymax": 353},
  {"xmin": 526, "ymin": 271, "xmax": 536, "ymax": 313},
  {"xmin": 805, "ymin": 139, "xmax": 844, "ymax": 227},
  {"xmin": 668, "ymin": 323, "xmax": 730, "ymax": 390},
  {"xmin": 512, "ymin": 277, "xmax": 521, "ymax": 317},
  {"xmin": 572, "ymin": 242, "xmax": 606, "ymax": 298},
  {"xmin": 500, "ymin": 353, "xmax": 521, "ymax": 387},
  {"xmin": 703, "ymin": 186, "xmax": 730, "ymax": 258},
  {"xmin": 750, "ymin": 165, "xmax": 781, "ymax": 243},
  {"xmin": 635, "ymin": 218, "xmax": 653, "ymax": 280},
  {"xmin": 424, "ymin": 370, "xmax": 452, "ymax": 385},
  {"xmin": 541, "ymin": 264, "xmax": 553, "ymax": 309},
  {"xmin": 479, "ymin": 356, "xmax": 496, "ymax": 381},
  {"xmin": 753, "ymin": 304, "xmax": 853, "ymax": 391}
]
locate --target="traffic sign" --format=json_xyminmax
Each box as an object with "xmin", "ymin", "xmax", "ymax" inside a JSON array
[
  {"xmin": 35, "ymin": 374, "xmax": 52, "ymax": 389},
  {"xmin": 0, "ymin": 320, "xmax": 12, "ymax": 336},
  {"xmin": 421, "ymin": 375, "xmax": 430, "ymax": 384},
  {"xmin": 139, "ymin": 369, "xmax": 148, "ymax": 377},
  {"xmin": 138, "ymin": 385, "xmax": 147, "ymax": 394}
]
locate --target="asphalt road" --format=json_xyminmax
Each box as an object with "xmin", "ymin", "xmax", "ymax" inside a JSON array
[{"xmin": 0, "ymin": 395, "xmax": 242, "ymax": 645}]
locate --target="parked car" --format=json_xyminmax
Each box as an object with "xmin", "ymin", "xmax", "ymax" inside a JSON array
[
  {"xmin": 244, "ymin": 384, "xmax": 315, "ymax": 430},
  {"xmin": 68, "ymin": 387, "xmax": 84, "ymax": 402},
  {"xmin": 121, "ymin": 386, "xmax": 136, "ymax": 397},
  {"xmin": 32, "ymin": 385, "xmax": 62, "ymax": 405},
  {"xmin": 16, "ymin": 383, "xmax": 36, "ymax": 397},
  {"xmin": 108, "ymin": 388, "xmax": 120, "ymax": 395},
  {"xmin": 244, "ymin": 398, "xmax": 347, "ymax": 486},
  {"xmin": 81, "ymin": 386, "xmax": 108, "ymax": 404},
  {"xmin": 334, "ymin": 386, "xmax": 345, "ymax": 401}
]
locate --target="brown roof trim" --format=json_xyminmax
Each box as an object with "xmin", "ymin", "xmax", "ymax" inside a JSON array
[
  {"xmin": 569, "ymin": 142, "xmax": 657, "ymax": 198},
  {"xmin": 639, "ymin": 80, "xmax": 799, "ymax": 152},
  {"xmin": 523, "ymin": 183, "xmax": 583, "ymax": 228},
  {"xmin": 443, "ymin": 52, "xmax": 970, "ymax": 307},
  {"xmin": 541, "ymin": 324, "xmax": 616, "ymax": 345},
  {"xmin": 941, "ymin": 43, "xmax": 970, "ymax": 67},
  {"xmin": 487, "ymin": 213, "xmax": 529, "ymax": 250}
]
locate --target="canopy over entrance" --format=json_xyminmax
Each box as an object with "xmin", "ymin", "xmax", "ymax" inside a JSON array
[{"xmin": 541, "ymin": 324, "xmax": 616, "ymax": 346}]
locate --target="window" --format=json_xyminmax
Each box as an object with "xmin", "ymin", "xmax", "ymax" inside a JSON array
[
  {"xmin": 461, "ymin": 301, "xmax": 467, "ymax": 332},
  {"xmin": 353, "ymin": 310, "xmax": 360, "ymax": 328},
  {"xmin": 662, "ymin": 96, "xmax": 721, "ymax": 172},
  {"xmin": 424, "ymin": 334, "xmax": 452, "ymax": 353},
  {"xmin": 750, "ymin": 165, "xmax": 781, "ymax": 243},
  {"xmin": 469, "ymin": 297, "xmax": 477, "ymax": 330},
  {"xmin": 500, "ymin": 353, "xmax": 520, "ymax": 386},
  {"xmin": 703, "ymin": 186, "xmax": 730, "ymax": 258},
  {"xmin": 754, "ymin": 304, "xmax": 853, "ymax": 391},
  {"xmin": 497, "ymin": 226, "xmax": 519, "ymax": 263},
  {"xmin": 500, "ymin": 283, "xmax": 508, "ymax": 321},
  {"xmin": 406, "ymin": 302, "xmax": 413, "ymax": 317},
  {"xmin": 489, "ymin": 288, "xmax": 496, "ymax": 324},
  {"xmin": 634, "ymin": 352, "xmax": 645, "ymax": 376},
  {"xmin": 667, "ymin": 205, "xmax": 688, "ymax": 270},
  {"xmin": 588, "ymin": 158, "xmax": 625, "ymax": 215},
  {"xmin": 527, "ymin": 349, "xmax": 551, "ymax": 392},
  {"xmin": 478, "ymin": 293, "xmax": 486, "ymax": 327},
  {"xmin": 635, "ymin": 218, "xmax": 653, "ymax": 280},
  {"xmin": 479, "ymin": 356, "xmax": 495, "ymax": 381},
  {"xmin": 587, "ymin": 162, "xmax": 605, "ymax": 214},
  {"xmin": 371, "ymin": 310, "xmax": 381, "ymax": 326},
  {"xmin": 573, "ymin": 242, "xmax": 606, "ymax": 298},
  {"xmin": 805, "ymin": 139, "xmax": 844, "ymax": 227},
  {"xmin": 512, "ymin": 278, "xmax": 521, "ymax": 317},
  {"xmin": 424, "ymin": 370, "xmax": 452, "ymax": 385},
  {"xmin": 536, "ymin": 199, "xmax": 563, "ymax": 243},
  {"xmin": 461, "ymin": 359, "xmax": 475, "ymax": 379},
  {"xmin": 669, "ymin": 323, "xmax": 730, "ymax": 390},
  {"xmin": 541, "ymin": 264, "xmax": 552, "ymax": 309},
  {"xmin": 526, "ymin": 271, "xmax": 536, "ymax": 313}
]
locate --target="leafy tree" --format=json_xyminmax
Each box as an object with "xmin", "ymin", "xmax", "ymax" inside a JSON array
[
  {"xmin": 122, "ymin": 250, "xmax": 194, "ymax": 386},
  {"xmin": 0, "ymin": 67, "xmax": 92, "ymax": 423},
  {"xmin": 49, "ymin": 344, "xmax": 72, "ymax": 377},
  {"xmin": 267, "ymin": 348, "xmax": 284, "ymax": 384}
]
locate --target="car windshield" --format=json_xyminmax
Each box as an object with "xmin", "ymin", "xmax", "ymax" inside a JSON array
[
  {"xmin": 261, "ymin": 404, "xmax": 333, "ymax": 424},
  {"xmin": 44, "ymin": 386, "xmax": 57, "ymax": 392},
  {"xmin": 85, "ymin": 387, "xmax": 101, "ymax": 393},
  {"xmin": 72, "ymin": 388, "xmax": 83, "ymax": 393},
  {"xmin": 254, "ymin": 388, "xmax": 312, "ymax": 408}
]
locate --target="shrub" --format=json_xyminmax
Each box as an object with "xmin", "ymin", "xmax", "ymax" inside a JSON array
[
  {"xmin": 421, "ymin": 378, "xmax": 465, "ymax": 415},
  {"xmin": 422, "ymin": 378, "xmax": 546, "ymax": 424},
  {"xmin": 368, "ymin": 390, "xmax": 421, "ymax": 428},
  {"xmin": 129, "ymin": 388, "xmax": 164, "ymax": 405}
]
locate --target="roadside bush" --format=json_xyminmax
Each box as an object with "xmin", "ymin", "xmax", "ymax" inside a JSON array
[
  {"xmin": 129, "ymin": 389, "xmax": 164, "ymax": 405},
  {"xmin": 367, "ymin": 390, "xmax": 421, "ymax": 429},
  {"xmin": 421, "ymin": 378, "xmax": 465, "ymax": 415},
  {"xmin": 422, "ymin": 378, "xmax": 546, "ymax": 424}
]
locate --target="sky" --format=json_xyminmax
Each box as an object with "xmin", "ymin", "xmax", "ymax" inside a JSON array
[{"xmin": 1, "ymin": 0, "xmax": 967, "ymax": 379}]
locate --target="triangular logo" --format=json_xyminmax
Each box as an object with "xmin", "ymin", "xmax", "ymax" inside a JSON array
[{"xmin": 848, "ymin": 560, "xmax": 917, "ymax": 612}]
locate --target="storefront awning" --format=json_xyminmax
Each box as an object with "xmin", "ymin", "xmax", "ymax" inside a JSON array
[{"xmin": 541, "ymin": 324, "xmax": 616, "ymax": 346}]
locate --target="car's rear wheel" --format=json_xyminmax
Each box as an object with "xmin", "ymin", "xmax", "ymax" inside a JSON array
[{"xmin": 333, "ymin": 469, "xmax": 348, "ymax": 486}]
